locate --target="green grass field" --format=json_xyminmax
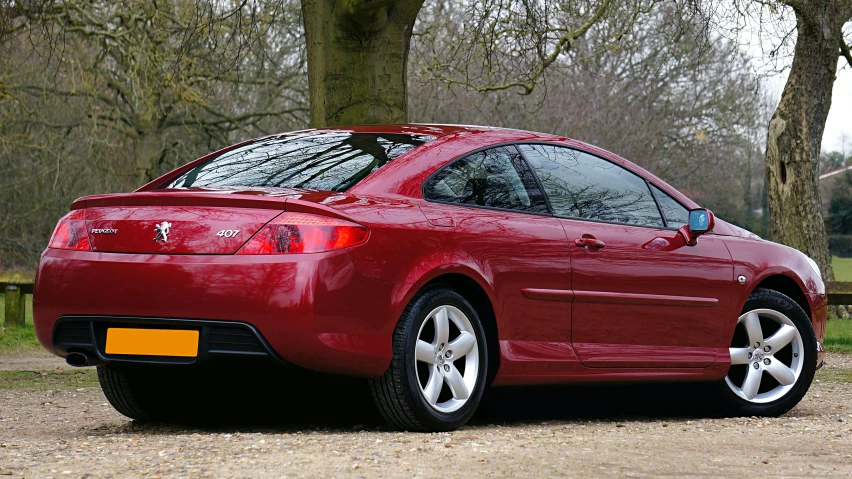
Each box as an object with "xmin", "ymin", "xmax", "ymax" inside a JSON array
[
  {"xmin": 834, "ymin": 256, "xmax": 852, "ymax": 282},
  {"xmin": 0, "ymin": 294, "xmax": 40, "ymax": 354},
  {"xmin": 0, "ymin": 326, "xmax": 41, "ymax": 354},
  {"xmin": 825, "ymin": 319, "xmax": 852, "ymax": 354}
]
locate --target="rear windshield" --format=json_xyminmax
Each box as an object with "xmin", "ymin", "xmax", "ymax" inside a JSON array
[{"xmin": 165, "ymin": 132, "xmax": 435, "ymax": 191}]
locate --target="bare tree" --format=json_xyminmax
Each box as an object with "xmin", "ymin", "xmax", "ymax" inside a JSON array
[
  {"xmin": 725, "ymin": 0, "xmax": 852, "ymax": 280},
  {"xmin": 1, "ymin": 0, "xmax": 308, "ymax": 184},
  {"xmin": 410, "ymin": 7, "xmax": 766, "ymax": 230},
  {"xmin": 0, "ymin": 0, "xmax": 309, "ymax": 266},
  {"xmin": 300, "ymin": 0, "xmax": 670, "ymax": 126}
]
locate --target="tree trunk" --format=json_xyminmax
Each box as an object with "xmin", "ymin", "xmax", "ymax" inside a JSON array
[
  {"xmin": 764, "ymin": 5, "xmax": 848, "ymax": 280},
  {"xmin": 301, "ymin": 0, "xmax": 424, "ymax": 127}
]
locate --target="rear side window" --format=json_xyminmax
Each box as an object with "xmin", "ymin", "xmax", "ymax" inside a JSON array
[
  {"xmin": 518, "ymin": 144, "xmax": 663, "ymax": 227},
  {"xmin": 166, "ymin": 132, "xmax": 435, "ymax": 192},
  {"xmin": 651, "ymin": 184, "xmax": 690, "ymax": 228},
  {"xmin": 424, "ymin": 146, "xmax": 549, "ymax": 213}
]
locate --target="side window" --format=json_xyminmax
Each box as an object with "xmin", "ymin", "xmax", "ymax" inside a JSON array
[
  {"xmin": 650, "ymin": 184, "xmax": 690, "ymax": 228},
  {"xmin": 518, "ymin": 144, "xmax": 664, "ymax": 227},
  {"xmin": 424, "ymin": 146, "xmax": 548, "ymax": 213}
]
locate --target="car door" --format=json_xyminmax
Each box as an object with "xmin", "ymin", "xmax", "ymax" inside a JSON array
[
  {"xmin": 517, "ymin": 144, "xmax": 735, "ymax": 368},
  {"xmin": 422, "ymin": 146, "xmax": 576, "ymax": 371}
]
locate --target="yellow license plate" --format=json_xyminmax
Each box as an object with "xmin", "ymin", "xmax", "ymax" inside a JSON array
[{"xmin": 105, "ymin": 328, "xmax": 199, "ymax": 357}]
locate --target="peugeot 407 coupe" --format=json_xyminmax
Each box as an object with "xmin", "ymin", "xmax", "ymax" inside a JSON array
[{"xmin": 34, "ymin": 124, "xmax": 827, "ymax": 431}]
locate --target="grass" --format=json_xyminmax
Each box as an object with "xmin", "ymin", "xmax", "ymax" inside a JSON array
[
  {"xmin": 816, "ymin": 368, "xmax": 852, "ymax": 384},
  {"xmin": 0, "ymin": 293, "xmax": 40, "ymax": 354},
  {"xmin": 825, "ymin": 319, "xmax": 852, "ymax": 354},
  {"xmin": 0, "ymin": 326, "xmax": 41, "ymax": 354},
  {"xmin": 0, "ymin": 369, "xmax": 98, "ymax": 390},
  {"xmin": 833, "ymin": 256, "xmax": 852, "ymax": 282},
  {"xmin": 827, "ymin": 258, "xmax": 852, "ymax": 352}
]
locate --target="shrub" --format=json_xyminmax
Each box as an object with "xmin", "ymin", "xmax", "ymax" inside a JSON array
[
  {"xmin": 829, "ymin": 235, "xmax": 852, "ymax": 258},
  {"xmin": 829, "ymin": 171, "xmax": 852, "ymax": 234}
]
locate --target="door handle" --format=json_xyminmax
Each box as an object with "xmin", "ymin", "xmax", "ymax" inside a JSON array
[{"xmin": 574, "ymin": 237, "xmax": 605, "ymax": 249}]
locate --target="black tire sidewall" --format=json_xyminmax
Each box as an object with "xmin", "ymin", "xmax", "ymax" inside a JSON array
[
  {"xmin": 720, "ymin": 288, "xmax": 817, "ymax": 416},
  {"xmin": 401, "ymin": 287, "xmax": 489, "ymax": 430}
]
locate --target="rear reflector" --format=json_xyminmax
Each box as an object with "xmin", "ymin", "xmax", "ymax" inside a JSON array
[
  {"xmin": 48, "ymin": 210, "xmax": 91, "ymax": 251},
  {"xmin": 237, "ymin": 212, "xmax": 368, "ymax": 254}
]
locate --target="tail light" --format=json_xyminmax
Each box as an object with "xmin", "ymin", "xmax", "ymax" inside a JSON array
[
  {"xmin": 48, "ymin": 210, "xmax": 92, "ymax": 251},
  {"xmin": 237, "ymin": 212, "xmax": 369, "ymax": 254}
]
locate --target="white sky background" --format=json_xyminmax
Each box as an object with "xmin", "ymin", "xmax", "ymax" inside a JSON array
[
  {"xmin": 736, "ymin": 7, "xmax": 851, "ymax": 155},
  {"xmin": 823, "ymin": 68, "xmax": 852, "ymax": 154}
]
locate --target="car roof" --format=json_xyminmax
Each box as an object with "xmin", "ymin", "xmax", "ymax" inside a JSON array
[{"xmin": 297, "ymin": 123, "xmax": 540, "ymax": 139}]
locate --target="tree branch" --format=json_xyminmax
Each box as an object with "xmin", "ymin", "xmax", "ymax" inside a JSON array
[
  {"xmin": 471, "ymin": 0, "xmax": 617, "ymax": 94},
  {"xmin": 841, "ymin": 39, "xmax": 852, "ymax": 69},
  {"xmin": 0, "ymin": 201, "xmax": 51, "ymax": 233}
]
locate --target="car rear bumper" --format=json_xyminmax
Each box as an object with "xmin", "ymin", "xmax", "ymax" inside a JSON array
[
  {"xmin": 52, "ymin": 316, "xmax": 291, "ymax": 367},
  {"xmin": 34, "ymin": 248, "xmax": 404, "ymax": 377}
]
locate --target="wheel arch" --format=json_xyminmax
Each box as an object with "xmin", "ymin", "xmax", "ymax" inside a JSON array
[
  {"xmin": 397, "ymin": 269, "xmax": 501, "ymax": 385},
  {"xmin": 751, "ymin": 274, "xmax": 811, "ymax": 320}
]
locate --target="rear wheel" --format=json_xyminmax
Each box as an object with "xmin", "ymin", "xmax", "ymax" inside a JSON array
[
  {"xmin": 720, "ymin": 288, "xmax": 816, "ymax": 416},
  {"xmin": 97, "ymin": 364, "xmax": 178, "ymax": 422},
  {"xmin": 98, "ymin": 363, "xmax": 216, "ymax": 422},
  {"xmin": 369, "ymin": 286, "xmax": 488, "ymax": 431}
]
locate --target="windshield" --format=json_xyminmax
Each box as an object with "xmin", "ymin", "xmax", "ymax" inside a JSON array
[{"xmin": 165, "ymin": 132, "xmax": 435, "ymax": 191}]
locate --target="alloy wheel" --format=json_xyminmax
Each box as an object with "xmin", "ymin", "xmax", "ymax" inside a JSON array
[
  {"xmin": 726, "ymin": 308, "xmax": 804, "ymax": 403},
  {"xmin": 414, "ymin": 305, "xmax": 480, "ymax": 413}
]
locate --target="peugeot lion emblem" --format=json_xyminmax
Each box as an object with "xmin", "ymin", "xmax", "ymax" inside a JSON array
[{"xmin": 153, "ymin": 221, "xmax": 172, "ymax": 243}]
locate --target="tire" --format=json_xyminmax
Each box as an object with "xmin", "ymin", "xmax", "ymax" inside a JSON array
[
  {"xmin": 97, "ymin": 364, "xmax": 188, "ymax": 422},
  {"xmin": 718, "ymin": 288, "xmax": 817, "ymax": 416},
  {"xmin": 369, "ymin": 286, "xmax": 489, "ymax": 432}
]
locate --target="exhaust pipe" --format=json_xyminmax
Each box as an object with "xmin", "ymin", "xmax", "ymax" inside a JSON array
[{"xmin": 65, "ymin": 352, "xmax": 89, "ymax": 367}]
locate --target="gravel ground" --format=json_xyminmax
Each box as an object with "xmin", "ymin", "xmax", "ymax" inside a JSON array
[
  {"xmin": 826, "ymin": 353, "xmax": 852, "ymax": 370},
  {"xmin": 1, "ymin": 355, "xmax": 851, "ymax": 478}
]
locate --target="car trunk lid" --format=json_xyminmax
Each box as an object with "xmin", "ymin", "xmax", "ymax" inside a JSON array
[
  {"xmin": 79, "ymin": 191, "xmax": 289, "ymax": 255},
  {"xmin": 85, "ymin": 205, "xmax": 279, "ymax": 255},
  {"xmin": 76, "ymin": 189, "xmax": 359, "ymax": 255}
]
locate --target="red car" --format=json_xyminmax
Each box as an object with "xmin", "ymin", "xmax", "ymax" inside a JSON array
[{"xmin": 34, "ymin": 125, "xmax": 826, "ymax": 431}]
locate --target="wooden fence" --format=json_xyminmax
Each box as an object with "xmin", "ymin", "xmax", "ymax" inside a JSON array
[
  {"xmin": 827, "ymin": 281, "xmax": 852, "ymax": 306},
  {"xmin": 1, "ymin": 271, "xmax": 34, "ymax": 328}
]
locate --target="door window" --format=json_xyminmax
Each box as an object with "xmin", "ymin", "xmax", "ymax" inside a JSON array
[
  {"xmin": 424, "ymin": 146, "xmax": 549, "ymax": 213},
  {"xmin": 518, "ymin": 144, "xmax": 663, "ymax": 227},
  {"xmin": 650, "ymin": 184, "xmax": 690, "ymax": 228}
]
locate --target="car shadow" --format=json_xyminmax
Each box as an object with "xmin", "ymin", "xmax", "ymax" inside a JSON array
[
  {"xmin": 473, "ymin": 381, "xmax": 722, "ymax": 426},
  {"xmin": 114, "ymin": 361, "xmax": 724, "ymax": 434}
]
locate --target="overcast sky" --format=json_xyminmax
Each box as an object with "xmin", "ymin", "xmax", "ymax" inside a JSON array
[{"xmin": 823, "ymin": 67, "xmax": 852, "ymax": 153}]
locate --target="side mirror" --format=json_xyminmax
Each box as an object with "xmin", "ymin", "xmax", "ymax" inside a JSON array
[{"xmin": 678, "ymin": 208, "xmax": 715, "ymax": 246}]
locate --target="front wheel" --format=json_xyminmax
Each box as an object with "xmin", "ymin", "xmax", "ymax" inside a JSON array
[
  {"xmin": 369, "ymin": 286, "xmax": 488, "ymax": 431},
  {"xmin": 719, "ymin": 288, "xmax": 817, "ymax": 416}
]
